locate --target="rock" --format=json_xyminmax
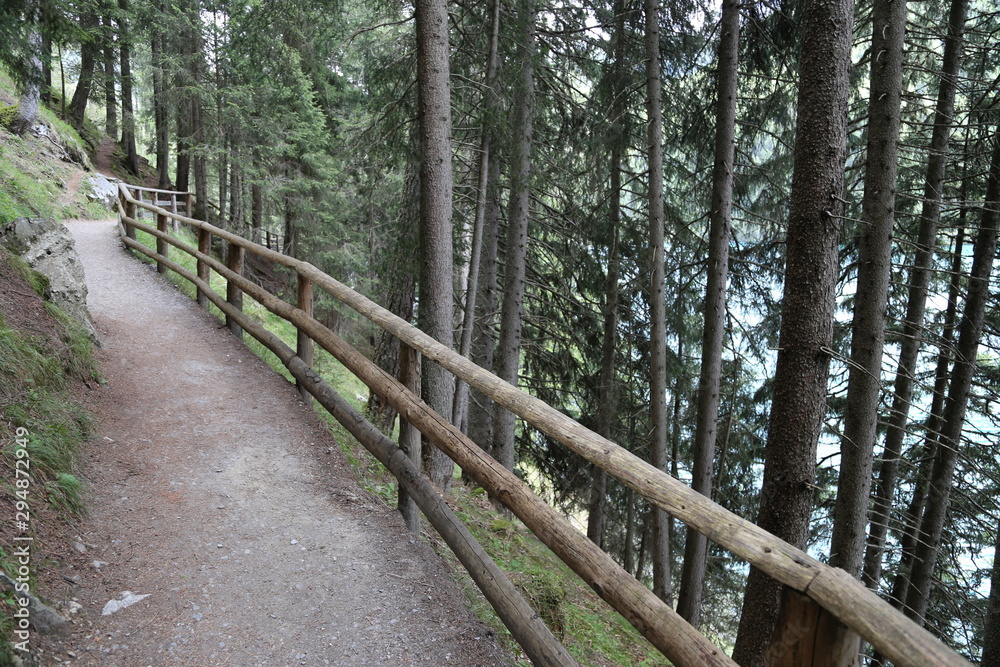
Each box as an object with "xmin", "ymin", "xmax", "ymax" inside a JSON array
[
  {"xmin": 0, "ymin": 217, "xmax": 99, "ymax": 342},
  {"xmin": 83, "ymin": 174, "xmax": 121, "ymax": 212},
  {"xmin": 0, "ymin": 573, "xmax": 70, "ymax": 633},
  {"xmin": 101, "ymin": 591, "xmax": 151, "ymax": 616}
]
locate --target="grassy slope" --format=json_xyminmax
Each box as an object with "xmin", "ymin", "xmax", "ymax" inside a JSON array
[
  {"xmin": 0, "ymin": 249, "xmax": 101, "ymax": 665},
  {"xmin": 0, "ymin": 69, "xmax": 110, "ymax": 664},
  {"xmin": 128, "ymin": 224, "xmax": 671, "ymax": 667}
]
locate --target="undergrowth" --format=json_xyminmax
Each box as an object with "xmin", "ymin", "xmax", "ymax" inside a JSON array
[{"xmin": 126, "ymin": 222, "xmax": 668, "ymax": 667}]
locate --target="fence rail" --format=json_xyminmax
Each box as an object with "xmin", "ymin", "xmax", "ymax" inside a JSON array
[{"xmin": 115, "ymin": 183, "xmax": 971, "ymax": 667}]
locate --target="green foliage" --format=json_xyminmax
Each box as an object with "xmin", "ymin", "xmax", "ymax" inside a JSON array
[{"xmin": 0, "ymin": 103, "xmax": 16, "ymax": 130}]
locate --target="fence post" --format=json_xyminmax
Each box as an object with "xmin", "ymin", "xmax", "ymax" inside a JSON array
[
  {"xmin": 185, "ymin": 192, "xmax": 193, "ymax": 216},
  {"xmin": 397, "ymin": 343, "xmax": 421, "ymax": 533},
  {"xmin": 296, "ymin": 274, "xmax": 314, "ymax": 404},
  {"xmin": 765, "ymin": 587, "xmax": 860, "ymax": 667},
  {"xmin": 197, "ymin": 227, "xmax": 211, "ymax": 307},
  {"xmin": 156, "ymin": 212, "xmax": 168, "ymax": 274},
  {"xmin": 124, "ymin": 196, "xmax": 137, "ymax": 241},
  {"xmin": 226, "ymin": 244, "xmax": 244, "ymax": 340},
  {"xmin": 170, "ymin": 192, "xmax": 178, "ymax": 214}
]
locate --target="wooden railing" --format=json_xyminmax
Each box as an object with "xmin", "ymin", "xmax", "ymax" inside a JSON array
[
  {"xmin": 115, "ymin": 183, "xmax": 972, "ymax": 667},
  {"xmin": 128, "ymin": 185, "xmax": 192, "ymax": 215}
]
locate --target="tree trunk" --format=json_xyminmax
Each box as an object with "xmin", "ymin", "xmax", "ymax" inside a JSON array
[
  {"xmin": 643, "ymin": 0, "xmax": 671, "ymax": 606},
  {"xmin": 624, "ymin": 486, "xmax": 636, "ymax": 574},
  {"xmin": 175, "ymin": 9, "xmax": 195, "ymax": 194},
  {"xmin": 189, "ymin": 5, "xmax": 207, "ymax": 222},
  {"xmin": 369, "ymin": 164, "xmax": 419, "ymax": 432},
  {"xmin": 677, "ymin": 0, "xmax": 739, "ymax": 625},
  {"xmin": 176, "ymin": 96, "xmax": 192, "ymax": 191},
  {"xmin": 230, "ymin": 167, "xmax": 243, "ymax": 231},
  {"xmin": 152, "ymin": 1, "xmax": 171, "ymax": 189},
  {"xmin": 251, "ymin": 180, "xmax": 263, "ymax": 243},
  {"xmin": 981, "ymin": 517, "xmax": 1000, "ymax": 665},
  {"xmin": 10, "ymin": 0, "xmax": 42, "ymax": 136},
  {"xmin": 41, "ymin": 32, "xmax": 51, "ymax": 106},
  {"xmin": 828, "ymin": 0, "xmax": 906, "ymax": 577},
  {"xmin": 69, "ymin": 11, "xmax": 99, "ymax": 129},
  {"xmin": 731, "ymin": 0, "xmax": 855, "ymax": 659},
  {"xmin": 453, "ymin": 0, "xmax": 501, "ymax": 433},
  {"xmin": 284, "ymin": 184, "xmax": 299, "ymax": 258},
  {"xmin": 491, "ymin": 0, "xmax": 536, "ymax": 473},
  {"xmin": 218, "ymin": 141, "xmax": 229, "ymax": 228},
  {"xmin": 118, "ymin": 0, "xmax": 139, "ymax": 176},
  {"xmin": 415, "ymin": 0, "xmax": 456, "ymax": 489},
  {"xmin": 102, "ymin": 15, "xmax": 117, "ymax": 139},
  {"xmin": 861, "ymin": 0, "xmax": 968, "ymax": 591},
  {"xmin": 588, "ymin": 0, "xmax": 626, "ymax": 549},
  {"xmin": 871, "ymin": 226, "xmax": 965, "ymax": 664},
  {"xmin": 467, "ymin": 152, "xmax": 501, "ymax": 451},
  {"xmin": 902, "ymin": 131, "xmax": 1000, "ymax": 625}
]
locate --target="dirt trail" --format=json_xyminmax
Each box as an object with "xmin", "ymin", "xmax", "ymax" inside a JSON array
[{"xmin": 53, "ymin": 218, "xmax": 509, "ymax": 666}]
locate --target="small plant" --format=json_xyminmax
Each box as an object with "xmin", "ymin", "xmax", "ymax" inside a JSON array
[{"xmin": 0, "ymin": 103, "xmax": 16, "ymax": 131}]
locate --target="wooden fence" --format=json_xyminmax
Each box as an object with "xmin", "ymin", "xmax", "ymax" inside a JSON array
[
  {"xmin": 128, "ymin": 184, "xmax": 191, "ymax": 215},
  {"xmin": 115, "ymin": 183, "xmax": 972, "ymax": 667}
]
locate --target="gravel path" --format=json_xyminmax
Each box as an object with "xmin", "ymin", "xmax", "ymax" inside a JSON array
[{"xmin": 54, "ymin": 218, "xmax": 509, "ymax": 667}]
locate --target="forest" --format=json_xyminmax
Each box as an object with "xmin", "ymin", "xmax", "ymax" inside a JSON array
[{"xmin": 2, "ymin": 0, "xmax": 999, "ymax": 662}]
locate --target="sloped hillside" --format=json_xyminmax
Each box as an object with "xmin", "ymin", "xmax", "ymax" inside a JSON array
[
  {"xmin": 0, "ymin": 69, "xmax": 104, "ymax": 226},
  {"xmin": 0, "ymin": 246, "xmax": 101, "ymax": 665}
]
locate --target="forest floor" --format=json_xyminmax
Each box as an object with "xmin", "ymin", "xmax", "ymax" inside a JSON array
[{"xmin": 37, "ymin": 217, "xmax": 511, "ymax": 666}]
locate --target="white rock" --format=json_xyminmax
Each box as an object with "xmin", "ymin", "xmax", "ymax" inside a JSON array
[{"xmin": 101, "ymin": 591, "xmax": 151, "ymax": 616}]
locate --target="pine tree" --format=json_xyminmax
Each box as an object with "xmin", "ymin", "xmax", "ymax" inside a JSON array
[{"xmin": 732, "ymin": 0, "xmax": 856, "ymax": 657}]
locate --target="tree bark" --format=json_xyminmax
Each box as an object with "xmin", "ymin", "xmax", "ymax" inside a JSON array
[
  {"xmin": 10, "ymin": 0, "xmax": 42, "ymax": 136},
  {"xmin": 189, "ymin": 4, "xmax": 207, "ymax": 222},
  {"xmin": 467, "ymin": 152, "xmax": 501, "ymax": 451},
  {"xmin": 862, "ymin": 0, "xmax": 968, "ymax": 591},
  {"xmin": 491, "ymin": 0, "xmax": 536, "ymax": 473},
  {"xmin": 902, "ymin": 131, "xmax": 1000, "ymax": 625},
  {"xmin": 41, "ymin": 31, "xmax": 51, "ymax": 106},
  {"xmin": 731, "ymin": 0, "xmax": 855, "ymax": 659},
  {"xmin": 828, "ymin": 0, "xmax": 906, "ymax": 577},
  {"xmin": 102, "ymin": 11, "xmax": 117, "ymax": 139},
  {"xmin": 152, "ymin": 0, "xmax": 171, "ymax": 189},
  {"xmin": 677, "ymin": 0, "xmax": 739, "ymax": 625},
  {"xmin": 415, "ymin": 0, "xmax": 456, "ymax": 489},
  {"xmin": 643, "ymin": 0, "xmax": 671, "ymax": 606},
  {"xmin": 118, "ymin": 0, "xmax": 139, "ymax": 176},
  {"xmin": 69, "ymin": 11, "xmax": 98, "ymax": 129},
  {"xmin": 284, "ymin": 182, "xmax": 299, "ymax": 258}
]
